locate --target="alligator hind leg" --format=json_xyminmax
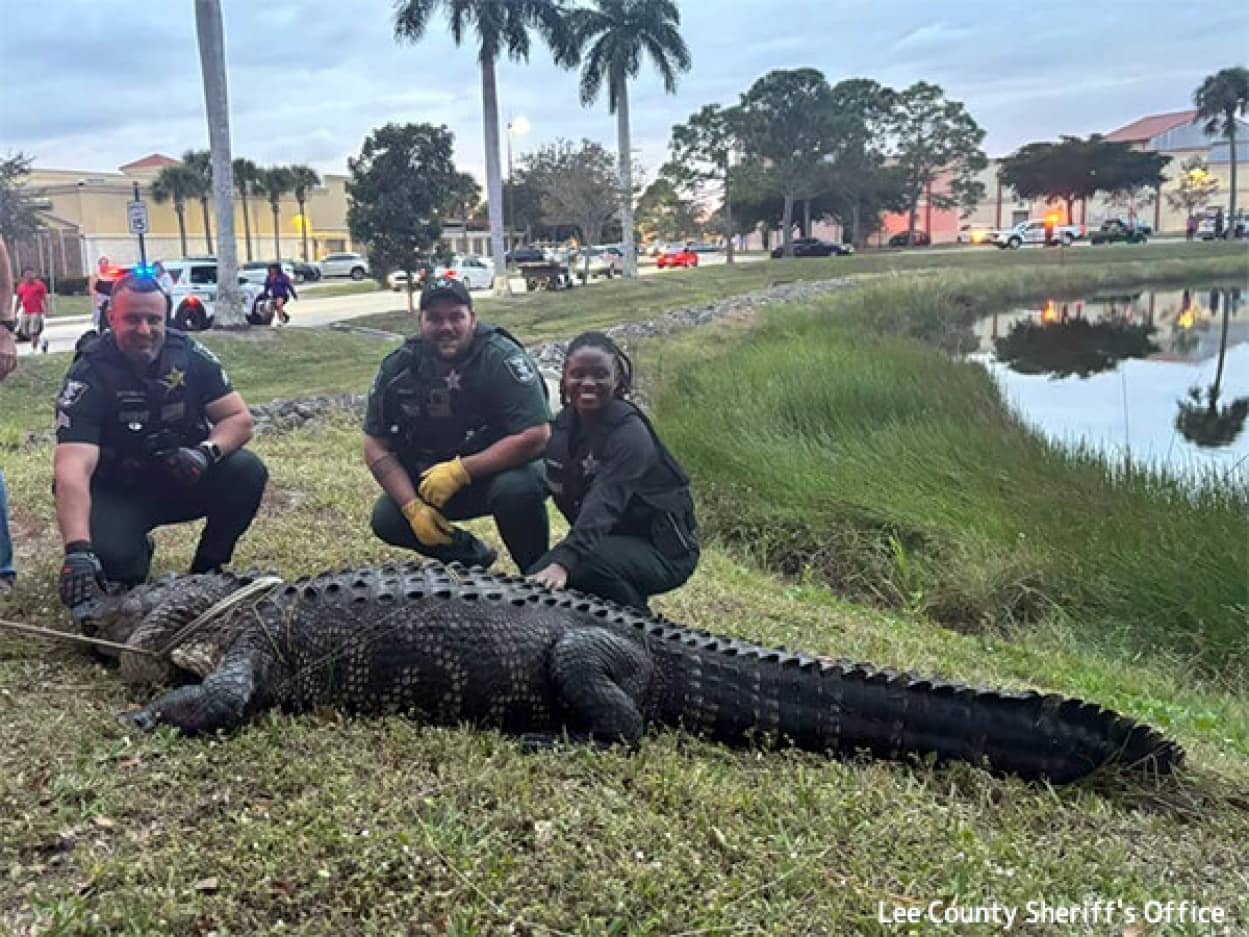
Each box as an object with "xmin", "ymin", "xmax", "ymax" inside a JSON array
[
  {"xmin": 545, "ymin": 629, "xmax": 653, "ymax": 747},
  {"xmin": 121, "ymin": 654, "xmax": 261, "ymax": 734}
]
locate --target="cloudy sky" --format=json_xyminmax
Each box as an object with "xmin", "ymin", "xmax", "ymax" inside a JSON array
[{"xmin": 1, "ymin": 0, "xmax": 1245, "ymax": 187}]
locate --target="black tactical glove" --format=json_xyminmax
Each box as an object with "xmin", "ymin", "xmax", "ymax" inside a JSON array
[
  {"xmin": 59, "ymin": 541, "xmax": 105, "ymax": 609},
  {"xmin": 162, "ymin": 444, "xmax": 212, "ymax": 485}
]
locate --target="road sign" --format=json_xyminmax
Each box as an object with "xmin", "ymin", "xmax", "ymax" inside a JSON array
[{"xmin": 127, "ymin": 201, "xmax": 149, "ymax": 235}]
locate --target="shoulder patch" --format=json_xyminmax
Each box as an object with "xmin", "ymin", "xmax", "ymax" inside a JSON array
[
  {"xmin": 193, "ymin": 342, "xmax": 221, "ymax": 365},
  {"xmin": 58, "ymin": 379, "xmax": 90, "ymax": 409},
  {"xmin": 504, "ymin": 354, "xmax": 537, "ymax": 384}
]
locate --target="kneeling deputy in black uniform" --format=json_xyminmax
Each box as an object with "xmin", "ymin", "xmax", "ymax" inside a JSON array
[
  {"xmin": 528, "ymin": 331, "xmax": 699, "ymax": 611},
  {"xmin": 53, "ymin": 270, "xmax": 269, "ymax": 611}
]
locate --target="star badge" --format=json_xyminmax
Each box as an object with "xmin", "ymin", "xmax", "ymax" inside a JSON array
[
  {"xmin": 162, "ymin": 368, "xmax": 186, "ymax": 391},
  {"xmin": 581, "ymin": 452, "xmax": 599, "ymax": 475},
  {"xmin": 444, "ymin": 368, "xmax": 462, "ymax": 392}
]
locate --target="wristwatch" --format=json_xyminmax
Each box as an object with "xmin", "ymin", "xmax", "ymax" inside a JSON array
[{"xmin": 198, "ymin": 441, "xmax": 224, "ymax": 464}]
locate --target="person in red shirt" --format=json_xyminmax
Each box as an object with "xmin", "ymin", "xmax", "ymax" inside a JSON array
[{"xmin": 14, "ymin": 267, "xmax": 49, "ymax": 351}]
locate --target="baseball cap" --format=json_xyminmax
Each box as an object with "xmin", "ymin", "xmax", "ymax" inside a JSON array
[{"xmin": 419, "ymin": 275, "xmax": 473, "ymax": 311}]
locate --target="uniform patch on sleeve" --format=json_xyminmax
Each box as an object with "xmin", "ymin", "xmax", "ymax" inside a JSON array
[
  {"xmin": 56, "ymin": 411, "xmax": 72, "ymax": 430},
  {"xmin": 504, "ymin": 354, "xmax": 537, "ymax": 384},
  {"xmin": 58, "ymin": 379, "xmax": 89, "ymax": 409},
  {"xmin": 196, "ymin": 343, "xmax": 221, "ymax": 365}
]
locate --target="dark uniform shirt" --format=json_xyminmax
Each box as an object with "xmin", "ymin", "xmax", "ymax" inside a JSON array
[
  {"xmin": 364, "ymin": 323, "xmax": 549, "ymax": 472},
  {"xmin": 544, "ymin": 398, "xmax": 698, "ymax": 576},
  {"xmin": 55, "ymin": 330, "xmax": 232, "ymax": 484}
]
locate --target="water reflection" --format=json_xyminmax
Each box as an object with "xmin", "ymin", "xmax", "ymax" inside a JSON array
[{"xmin": 970, "ymin": 284, "xmax": 1249, "ymax": 476}]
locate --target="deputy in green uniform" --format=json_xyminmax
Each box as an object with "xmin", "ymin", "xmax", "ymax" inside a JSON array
[
  {"xmin": 53, "ymin": 270, "xmax": 269, "ymax": 612},
  {"xmin": 363, "ymin": 276, "xmax": 550, "ymax": 570}
]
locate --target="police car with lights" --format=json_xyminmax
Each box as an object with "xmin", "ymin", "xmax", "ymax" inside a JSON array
[{"xmin": 160, "ymin": 259, "xmax": 267, "ymax": 330}]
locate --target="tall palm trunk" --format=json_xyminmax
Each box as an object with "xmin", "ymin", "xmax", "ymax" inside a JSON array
[
  {"xmin": 240, "ymin": 188, "xmax": 253, "ymax": 261},
  {"xmin": 195, "ymin": 0, "xmax": 243, "ymax": 326},
  {"xmin": 175, "ymin": 202, "xmax": 188, "ymax": 257},
  {"xmin": 480, "ymin": 54, "xmax": 508, "ymax": 292},
  {"xmin": 297, "ymin": 196, "xmax": 310, "ymax": 261},
  {"xmin": 1228, "ymin": 121, "xmax": 1238, "ymax": 240},
  {"xmin": 616, "ymin": 76, "xmax": 637, "ymax": 278},
  {"xmin": 271, "ymin": 202, "xmax": 282, "ymax": 260},
  {"xmin": 199, "ymin": 197, "xmax": 214, "ymax": 253}
]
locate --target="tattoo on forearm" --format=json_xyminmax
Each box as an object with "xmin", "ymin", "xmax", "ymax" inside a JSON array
[{"xmin": 368, "ymin": 453, "xmax": 402, "ymax": 484}]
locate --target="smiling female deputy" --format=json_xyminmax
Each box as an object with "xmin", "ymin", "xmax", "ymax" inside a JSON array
[{"xmin": 527, "ymin": 331, "xmax": 699, "ymax": 611}]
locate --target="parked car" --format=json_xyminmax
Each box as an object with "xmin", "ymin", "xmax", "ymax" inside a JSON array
[
  {"xmin": 283, "ymin": 258, "xmax": 322, "ymax": 282},
  {"xmin": 687, "ymin": 241, "xmax": 722, "ymax": 253},
  {"xmin": 656, "ymin": 247, "xmax": 699, "ymax": 269},
  {"xmin": 239, "ymin": 260, "xmax": 296, "ymax": 286},
  {"xmin": 993, "ymin": 219, "xmax": 1083, "ymax": 249},
  {"xmin": 387, "ymin": 255, "xmax": 496, "ymax": 292},
  {"xmin": 161, "ymin": 259, "xmax": 266, "ymax": 331},
  {"xmin": 575, "ymin": 247, "xmax": 620, "ymax": 280},
  {"xmin": 1089, "ymin": 219, "xmax": 1148, "ymax": 245},
  {"xmin": 505, "ymin": 246, "xmax": 548, "ymax": 265},
  {"xmin": 319, "ymin": 251, "xmax": 370, "ymax": 279},
  {"xmin": 957, "ymin": 224, "xmax": 999, "ymax": 245},
  {"xmin": 888, "ymin": 230, "xmax": 932, "ymax": 247},
  {"xmin": 770, "ymin": 237, "xmax": 854, "ymax": 258}
]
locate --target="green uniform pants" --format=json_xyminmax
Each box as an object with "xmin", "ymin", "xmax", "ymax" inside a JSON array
[
  {"xmin": 90, "ymin": 449, "xmax": 269, "ymax": 585},
  {"xmin": 528, "ymin": 534, "xmax": 697, "ymax": 612},
  {"xmin": 371, "ymin": 462, "xmax": 549, "ymax": 571}
]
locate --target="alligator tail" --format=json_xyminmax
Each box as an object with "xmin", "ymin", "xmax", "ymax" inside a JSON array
[{"xmin": 647, "ymin": 634, "xmax": 1183, "ymax": 783}]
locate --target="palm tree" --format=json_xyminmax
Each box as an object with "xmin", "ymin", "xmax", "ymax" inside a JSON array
[
  {"xmin": 288, "ymin": 164, "xmax": 321, "ymax": 262},
  {"xmin": 151, "ymin": 163, "xmax": 200, "ymax": 257},
  {"xmin": 1176, "ymin": 289, "xmax": 1249, "ymax": 447},
  {"xmin": 232, "ymin": 158, "xmax": 259, "ymax": 261},
  {"xmin": 570, "ymin": 0, "xmax": 690, "ymax": 278},
  {"xmin": 182, "ymin": 149, "xmax": 214, "ymax": 253},
  {"xmin": 1193, "ymin": 66, "xmax": 1249, "ymax": 239},
  {"xmin": 394, "ymin": 0, "xmax": 576, "ymax": 291},
  {"xmin": 193, "ymin": 0, "xmax": 244, "ymax": 326},
  {"xmin": 255, "ymin": 166, "xmax": 294, "ymax": 261}
]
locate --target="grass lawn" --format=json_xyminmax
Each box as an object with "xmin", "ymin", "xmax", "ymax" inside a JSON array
[{"xmin": 1, "ymin": 248, "xmax": 1246, "ymax": 933}]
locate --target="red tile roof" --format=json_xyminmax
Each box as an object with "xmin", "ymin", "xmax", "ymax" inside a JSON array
[
  {"xmin": 118, "ymin": 153, "xmax": 180, "ymax": 172},
  {"xmin": 1104, "ymin": 110, "xmax": 1198, "ymax": 144}
]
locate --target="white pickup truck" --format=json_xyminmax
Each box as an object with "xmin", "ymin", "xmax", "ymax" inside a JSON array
[{"xmin": 994, "ymin": 219, "xmax": 1084, "ymax": 249}]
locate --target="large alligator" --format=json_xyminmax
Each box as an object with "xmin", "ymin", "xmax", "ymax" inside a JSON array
[{"xmin": 81, "ymin": 561, "xmax": 1183, "ymax": 784}]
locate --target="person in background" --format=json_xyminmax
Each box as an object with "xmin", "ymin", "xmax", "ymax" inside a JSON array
[
  {"xmin": 14, "ymin": 266, "xmax": 49, "ymax": 352},
  {"xmin": 527, "ymin": 331, "xmax": 699, "ymax": 612},
  {"xmin": 88, "ymin": 256, "xmax": 114, "ymax": 331},
  {"xmin": 260, "ymin": 262, "xmax": 297, "ymax": 325},
  {"xmin": 0, "ymin": 236, "xmax": 19, "ymax": 592}
]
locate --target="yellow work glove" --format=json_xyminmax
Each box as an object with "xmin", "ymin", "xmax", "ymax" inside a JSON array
[
  {"xmin": 418, "ymin": 456, "xmax": 472, "ymax": 508},
  {"xmin": 401, "ymin": 499, "xmax": 454, "ymax": 547}
]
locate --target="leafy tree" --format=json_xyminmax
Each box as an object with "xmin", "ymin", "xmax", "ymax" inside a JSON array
[
  {"xmin": 499, "ymin": 172, "xmax": 551, "ymax": 242},
  {"xmin": 999, "ymin": 135, "xmax": 1167, "ymax": 225},
  {"xmin": 735, "ymin": 68, "xmax": 841, "ymax": 257},
  {"xmin": 288, "ymin": 164, "xmax": 321, "ymax": 262},
  {"xmin": 181, "ymin": 149, "xmax": 215, "ymax": 254},
  {"xmin": 825, "ymin": 79, "xmax": 898, "ymax": 246},
  {"xmin": 152, "ymin": 162, "xmax": 202, "ymax": 258},
  {"xmin": 1166, "ymin": 155, "xmax": 1220, "ymax": 220},
  {"xmin": 570, "ymin": 0, "xmax": 690, "ymax": 278},
  {"xmin": 0, "ymin": 153, "xmax": 40, "ymax": 247},
  {"xmin": 635, "ymin": 176, "xmax": 699, "ymax": 242},
  {"xmin": 347, "ymin": 123, "xmax": 461, "ymax": 314},
  {"xmin": 394, "ymin": 0, "xmax": 576, "ymax": 290},
  {"xmin": 1193, "ymin": 66, "xmax": 1249, "ymax": 236},
  {"xmin": 231, "ymin": 158, "xmax": 260, "ymax": 261},
  {"xmin": 667, "ymin": 103, "xmax": 739, "ymax": 260},
  {"xmin": 255, "ymin": 166, "xmax": 294, "ymax": 261},
  {"xmin": 523, "ymin": 138, "xmax": 621, "ymax": 247},
  {"xmin": 193, "ymin": 0, "xmax": 243, "ymax": 324},
  {"xmin": 886, "ymin": 82, "xmax": 987, "ymax": 244}
]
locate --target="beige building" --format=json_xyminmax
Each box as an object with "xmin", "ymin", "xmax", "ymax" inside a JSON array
[{"xmin": 11, "ymin": 153, "xmax": 514, "ymax": 279}]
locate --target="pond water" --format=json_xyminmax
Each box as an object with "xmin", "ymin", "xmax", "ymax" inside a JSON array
[{"xmin": 969, "ymin": 284, "xmax": 1249, "ymax": 478}]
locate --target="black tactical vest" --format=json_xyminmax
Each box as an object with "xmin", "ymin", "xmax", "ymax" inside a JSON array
[
  {"xmin": 77, "ymin": 331, "xmax": 211, "ymax": 481},
  {"xmin": 380, "ymin": 325, "xmax": 539, "ymax": 470},
  {"xmin": 545, "ymin": 399, "xmax": 699, "ymax": 560}
]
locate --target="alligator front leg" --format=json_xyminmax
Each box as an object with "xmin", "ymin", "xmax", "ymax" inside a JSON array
[
  {"xmin": 121, "ymin": 655, "xmax": 261, "ymax": 734},
  {"xmin": 546, "ymin": 630, "xmax": 653, "ymax": 746}
]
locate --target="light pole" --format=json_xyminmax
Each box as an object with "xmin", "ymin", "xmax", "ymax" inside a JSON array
[{"xmin": 506, "ymin": 114, "xmax": 530, "ymax": 263}]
